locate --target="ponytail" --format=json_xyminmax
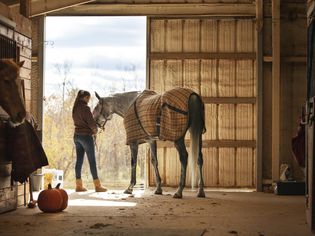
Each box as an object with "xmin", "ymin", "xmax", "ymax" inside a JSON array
[{"xmin": 72, "ymin": 90, "xmax": 91, "ymax": 114}]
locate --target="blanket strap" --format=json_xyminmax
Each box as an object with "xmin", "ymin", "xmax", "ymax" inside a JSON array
[
  {"xmin": 161, "ymin": 102, "xmax": 188, "ymax": 115},
  {"xmin": 156, "ymin": 110, "xmax": 161, "ymax": 136},
  {"xmin": 133, "ymin": 97, "xmax": 151, "ymax": 138}
]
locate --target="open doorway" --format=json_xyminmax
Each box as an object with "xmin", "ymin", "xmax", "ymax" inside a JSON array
[{"xmin": 43, "ymin": 16, "xmax": 147, "ymax": 189}]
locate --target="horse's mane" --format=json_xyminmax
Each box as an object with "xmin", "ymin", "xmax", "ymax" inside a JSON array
[
  {"xmin": 110, "ymin": 91, "xmax": 141, "ymax": 98},
  {"xmin": 0, "ymin": 59, "xmax": 19, "ymax": 76}
]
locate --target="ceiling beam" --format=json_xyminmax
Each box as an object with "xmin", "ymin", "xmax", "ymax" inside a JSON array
[
  {"xmin": 1, "ymin": 0, "xmax": 19, "ymax": 7},
  {"xmin": 48, "ymin": 3, "xmax": 256, "ymax": 16},
  {"xmin": 20, "ymin": 0, "xmax": 31, "ymax": 18},
  {"xmin": 30, "ymin": 0, "xmax": 96, "ymax": 17}
]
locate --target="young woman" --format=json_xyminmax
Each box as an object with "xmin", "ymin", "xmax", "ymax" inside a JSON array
[{"xmin": 72, "ymin": 90, "xmax": 107, "ymax": 192}]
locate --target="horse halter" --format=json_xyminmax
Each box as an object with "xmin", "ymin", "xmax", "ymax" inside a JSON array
[
  {"xmin": 97, "ymin": 99, "xmax": 108, "ymax": 131},
  {"xmin": 0, "ymin": 106, "xmax": 25, "ymax": 128},
  {"xmin": 8, "ymin": 118, "xmax": 25, "ymax": 128}
]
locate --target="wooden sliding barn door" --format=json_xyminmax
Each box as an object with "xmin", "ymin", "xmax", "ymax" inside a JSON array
[{"xmin": 147, "ymin": 17, "xmax": 257, "ymax": 188}]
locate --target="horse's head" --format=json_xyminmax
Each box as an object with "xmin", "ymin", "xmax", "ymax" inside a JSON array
[
  {"xmin": 93, "ymin": 92, "xmax": 114, "ymax": 129},
  {"xmin": 0, "ymin": 60, "xmax": 26, "ymax": 124}
]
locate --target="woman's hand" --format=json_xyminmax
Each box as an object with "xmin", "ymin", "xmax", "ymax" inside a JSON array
[{"xmin": 92, "ymin": 127, "xmax": 98, "ymax": 135}]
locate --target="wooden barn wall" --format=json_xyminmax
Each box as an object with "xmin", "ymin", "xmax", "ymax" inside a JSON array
[
  {"xmin": 16, "ymin": 28, "xmax": 32, "ymax": 208},
  {"xmin": 0, "ymin": 3, "xmax": 32, "ymax": 212},
  {"xmin": 262, "ymin": 1, "xmax": 307, "ymax": 182},
  {"xmin": 24, "ymin": 0, "xmax": 306, "ymax": 190},
  {"xmin": 148, "ymin": 17, "xmax": 257, "ymax": 188},
  {"xmin": 31, "ymin": 16, "xmax": 44, "ymax": 135}
]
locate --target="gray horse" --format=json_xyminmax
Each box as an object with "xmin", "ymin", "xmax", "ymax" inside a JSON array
[{"xmin": 93, "ymin": 88, "xmax": 206, "ymax": 198}]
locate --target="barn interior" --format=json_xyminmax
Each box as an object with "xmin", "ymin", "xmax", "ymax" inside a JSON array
[{"xmin": 0, "ymin": 0, "xmax": 314, "ymax": 235}]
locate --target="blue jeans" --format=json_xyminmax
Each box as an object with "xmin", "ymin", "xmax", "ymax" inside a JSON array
[{"xmin": 73, "ymin": 134, "xmax": 98, "ymax": 180}]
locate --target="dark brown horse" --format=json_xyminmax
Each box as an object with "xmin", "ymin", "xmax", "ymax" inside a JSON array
[
  {"xmin": 93, "ymin": 88, "xmax": 206, "ymax": 198},
  {"xmin": 0, "ymin": 59, "xmax": 26, "ymax": 125}
]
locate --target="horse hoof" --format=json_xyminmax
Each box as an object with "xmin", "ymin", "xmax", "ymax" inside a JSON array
[
  {"xmin": 154, "ymin": 188, "xmax": 162, "ymax": 195},
  {"xmin": 197, "ymin": 190, "xmax": 206, "ymax": 198},
  {"xmin": 124, "ymin": 189, "xmax": 133, "ymax": 194},
  {"xmin": 173, "ymin": 192, "xmax": 182, "ymax": 199}
]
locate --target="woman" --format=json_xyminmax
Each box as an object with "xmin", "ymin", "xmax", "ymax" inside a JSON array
[{"xmin": 72, "ymin": 90, "xmax": 107, "ymax": 192}]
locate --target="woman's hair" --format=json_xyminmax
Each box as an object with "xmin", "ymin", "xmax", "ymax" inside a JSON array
[{"xmin": 72, "ymin": 90, "xmax": 91, "ymax": 114}]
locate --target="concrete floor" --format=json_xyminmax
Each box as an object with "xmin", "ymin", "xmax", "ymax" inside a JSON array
[{"xmin": 0, "ymin": 188, "xmax": 313, "ymax": 236}]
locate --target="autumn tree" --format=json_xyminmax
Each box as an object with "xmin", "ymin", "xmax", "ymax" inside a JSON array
[{"xmin": 43, "ymin": 62, "xmax": 146, "ymax": 188}]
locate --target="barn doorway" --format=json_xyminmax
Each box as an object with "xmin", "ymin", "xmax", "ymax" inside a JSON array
[{"xmin": 43, "ymin": 16, "xmax": 147, "ymax": 189}]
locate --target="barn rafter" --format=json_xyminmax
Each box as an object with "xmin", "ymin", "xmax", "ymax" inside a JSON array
[{"xmin": 2, "ymin": 0, "xmax": 257, "ymax": 17}]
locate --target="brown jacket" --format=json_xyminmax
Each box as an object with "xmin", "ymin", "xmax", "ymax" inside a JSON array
[{"xmin": 72, "ymin": 100, "xmax": 97, "ymax": 135}]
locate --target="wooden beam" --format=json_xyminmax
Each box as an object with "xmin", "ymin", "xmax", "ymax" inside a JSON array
[
  {"xmin": 204, "ymin": 140, "xmax": 256, "ymax": 148},
  {"xmin": 282, "ymin": 56, "xmax": 307, "ymax": 63},
  {"xmin": 150, "ymin": 52, "xmax": 256, "ymax": 60},
  {"xmin": 19, "ymin": 0, "xmax": 30, "ymax": 18},
  {"xmin": 263, "ymin": 55, "xmax": 307, "ymax": 63},
  {"xmin": 256, "ymin": 0, "xmax": 263, "ymax": 192},
  {"xmin": 48, "ymin": 3, "xmax": 256, "ymax": 16},
  {"xmin": 202, "ymin": 97, "xmax": 256, "ymax": 104},
  {"xmin": 0, "ymin": 14, "xmax": 16, "ymax": 29},
  {"xmin": 30, "ymin": 0, "xmax": 95, "ymax": 17},
  {"xmin": 0, "ymin": 1, "xmax": 11, "ymax": 19},
  {"xmin": 9, "ymin": 6, "xmax": 31, "ymax": 37},
  {"xmin": 1, "ymin": 0, "xmax": 19, "ymax": 7},
  {"xmin": 37, "ymin": 16, "xmax": 45, "ymax": 133},
  {"xmin": 272, "ymin": 0, "xmax": 281, "ymax": 182},
  {"xmin": 157, "ymin": 140, "xmax": 256, "ymax": 148},
  {"xmin": 264, "ymin": 56, "xmax": 273, "ymax": 62}
]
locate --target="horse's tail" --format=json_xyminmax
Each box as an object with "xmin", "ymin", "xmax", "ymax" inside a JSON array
[{"xmin": 189, "ymin": 93, "xmax": 206, "ymax": 189}]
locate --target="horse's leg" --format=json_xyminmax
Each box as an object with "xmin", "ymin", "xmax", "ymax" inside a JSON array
[
  {"xmin": 150, "ymin": 141, "xmax": 162, "ymax": 195},
  {"xmin": 173, "ymin": 137, "xmax": 188, "ymax": 199},
  {"xmin": 197, "ymin": 134, "xmax": 206, "ymax": 198},
  {"xmin": 124, "ymin": 143, "xmax": 138, "ymax": 194}
]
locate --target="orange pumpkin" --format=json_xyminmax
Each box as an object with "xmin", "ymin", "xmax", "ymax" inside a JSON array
[
  {"xmin": 55, "ymin": 183, "xmax": 68, "ymax": 211},
  {"xmin": 37, "ymin": 183, "xmax": 63, "ymax": 213}
]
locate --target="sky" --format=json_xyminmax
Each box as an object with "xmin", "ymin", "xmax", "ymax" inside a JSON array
[{"xmin": 44, "ymin": 16, "xmax": 146, "ymax": 98}]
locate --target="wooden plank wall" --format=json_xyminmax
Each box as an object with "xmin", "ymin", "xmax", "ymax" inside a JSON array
[
  {"xmin": 0, "ymin": 120, "xmax": 17, "ymax": 214},
  {"xmin": 16, "ymin": 31, "xmax": 32, "ymax": 207},
  {"xmin": 148, "ymin": 17, "xmax": 256, "ymax": 188},
  {"xmin": 262, "ymin": 1, "xmax": 307, "ymax": 182},
  {"xmin": 0, "ymin": 4, "xmax": 32, "ymax": 212},
  {"xmin": 31, "ymin": 16, "xmax": 44, "ymax": 133}
]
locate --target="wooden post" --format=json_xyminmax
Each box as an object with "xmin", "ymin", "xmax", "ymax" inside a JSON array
[
  {"xmin": 256, "ymin": 0, "xmax": 263, "ymax": 191},
  {"xmin": 272, "ymin": 0, "xmax": 281, "ymax": 182},
  {"xmin": 44, "ymin": 3, "xmax": 256, "ymax": 17},
  {"xmin": 37, "ymin": 16, "xmax": 45, "ymax": 141},
  {"xmin": 20, "ymin": 0, "xmax": 31, "ymax": 18}
]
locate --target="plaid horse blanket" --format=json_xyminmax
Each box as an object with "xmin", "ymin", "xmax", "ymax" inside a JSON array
[{"xmin": 124, "ymin": 87, "xmax": 197, "ymax": 144}]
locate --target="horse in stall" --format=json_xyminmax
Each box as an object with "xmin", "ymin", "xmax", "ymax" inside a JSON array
[
  {"xmin": 93, "ymin": 87, "xmax": 206, "ymax": 198},
  {"xmin": 0, "ymin": 59, "xmax": 26, "ymax": 125},
  {"xmin": 0, "ymin": 59, "xmax": 48, "ymax": 207}
]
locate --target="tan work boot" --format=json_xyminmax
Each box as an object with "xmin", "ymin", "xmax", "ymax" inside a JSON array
[
  {"xmin": 75, "ymin": 179, "xmax": 87, "ymax": 192},
  {"xmin": 93, "ymin": 179, "xmax": 107, "ymax": 192}
]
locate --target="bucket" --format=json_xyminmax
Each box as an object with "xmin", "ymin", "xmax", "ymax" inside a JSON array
[{"xmin": 31, "ymin": 173, "xmax": 43, "ymax": 191}]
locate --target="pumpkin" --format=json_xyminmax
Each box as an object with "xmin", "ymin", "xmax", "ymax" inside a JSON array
[
  {"xmin": 37, "ymin": 183, "xmax": 63, "ymax": 213},
  {"xmin": 55, "ymin": 183, "xmax": 68, "ymax": 211}
]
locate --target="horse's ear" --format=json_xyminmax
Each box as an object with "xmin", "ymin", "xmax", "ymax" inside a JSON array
[
  {"xmin": 18, "ymin": 61, "xmax": 25, "ymax": 68},
  {"xmin": 95, "ymin": 92, "xmax": 101, "ymax": 100}
]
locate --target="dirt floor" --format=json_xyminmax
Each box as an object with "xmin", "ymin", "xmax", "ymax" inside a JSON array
[{"xmin": 0, "ymin": 187, "xmax": 312, "ymax": 236}]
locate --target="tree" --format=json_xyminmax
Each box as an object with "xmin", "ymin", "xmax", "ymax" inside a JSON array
[
  {"xmin": 53, "ymin": 61, "xmax": 73, "ymax": 119},
  {"xmin": 43, "ymin": 90, "xmax": 146, "ymax": 188},
  {"xmin": 43, "ymin": 61, "xmax": 146, "ymax": 188}
]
